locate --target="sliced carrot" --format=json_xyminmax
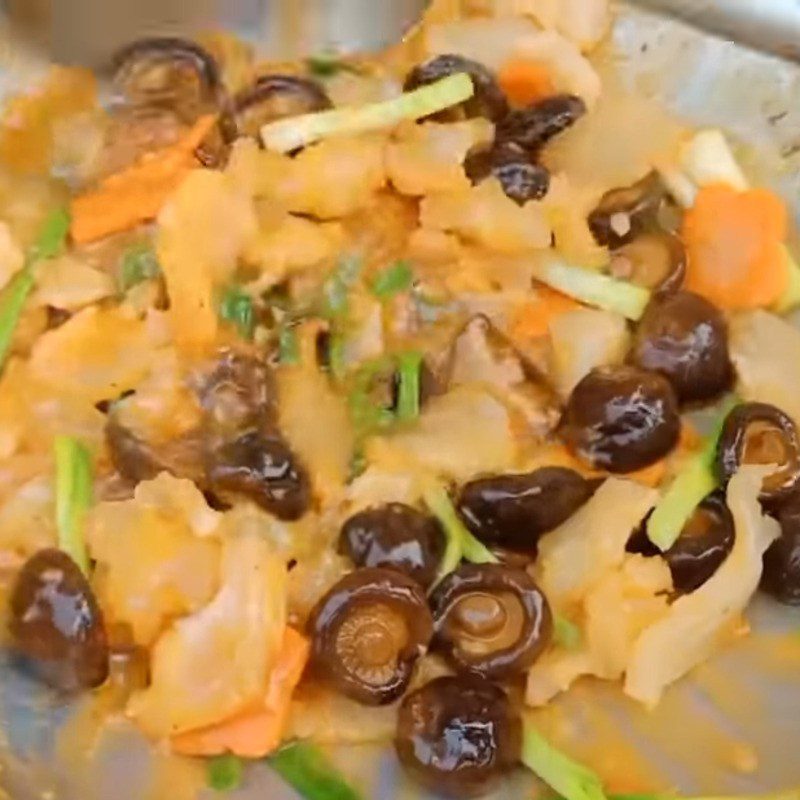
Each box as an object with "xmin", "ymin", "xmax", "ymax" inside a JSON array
[
  {"xmin": 510, "ymin": 285, "xmax": 583, "ymax": 341},
  {"xmin": 170, "ymin": 627, "xmax": 310, "ymax": 758},
  {"xmin": 498, "ymin": 59, "xmax": 556, "ymax": 107},
  {"xmin": 70, "ymin": 114, "xmax": 217, "ymax": 245},
  {"xmin": 681, "ymin": 183, "xmax": 789, "ymax": 310}
]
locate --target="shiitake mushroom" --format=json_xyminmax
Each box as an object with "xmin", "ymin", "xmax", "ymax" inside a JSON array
[
  {"xmin": 307, "ymin": 568, "xmax": 433, "ymax": 705},
  {"xmin": 559, "ymin": 365, "xmax": 681, "ymax": 473},
  {"xmin": 197, "ymin": 349, "xmax": 277, "ymax": 436},
  {"xmin": 664, "ymin": 491, "xmax": 735, "ymax": 594},
  {"xmin": 495, "ymin": 94, "xmax": 586, "ymax": 154},
  {"xmin": 630, "ymin": 290, "xmax": 733, "ymax": 404},
  {"xmin": 206, "ymin": 430, "xmax": 311, "ymax": 521},
  {"xmin": 716, "ymin": 402, "xmax": 800, "ymax": 508},
  {"xmin": 395, "ymin": 675, "xmax": 521, "ymax": 798},
  {"xmin": 403, "ymin": 55, "xmax": 509, "ymax": 122},
  {"xmin": 457, "ymin": 467, "xmax": 594, "ymax": 552},
  {"xmin": 233, "ymin": 74, "xmax": 332, "ymax": 138},
  {"xmin": 10, "ymin": 549, "xmax": 109, "ymax": 693},
  {"xmin": 112, "ymin": 37, "xmax": 222, "ymax": 115},
  {"xmin": 762, "ymin": 500, "xmax": 800, "ymax": 605},
  {"xmin": 609, "ymin": 231, "xmax": 686, "ymax": 294},
  {"xmin": 338, "ymin": 503, "xmax": 445, "ymax": 589},
  {"xmin": 463, "ymin": 141, "xmax": 550, "ymax": 205},
  {"xmin": 429, "ymin": 563, "xmax": 552, "ymax": 680},
  {"xmin": 588, "ymin": 171, "xmax": 666, "ymax": 249}
]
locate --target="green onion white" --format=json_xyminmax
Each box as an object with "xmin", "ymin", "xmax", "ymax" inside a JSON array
[{"xmin": 261, "ymin": 73, "xmax": 474, "ymax": 153}]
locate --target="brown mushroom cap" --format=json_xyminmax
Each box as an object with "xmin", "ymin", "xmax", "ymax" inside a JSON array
[
  {"xmin": 716, "ymin": 402, "xmax": 800, "ymax": 508},
  {"xmin": 430, "ymin": 563, "xmax": 552, "ymax": 680},
  {"xmin": 395, "ymin": 675, "xmax": 521, "ymax": 798},
  {"xmin": 307, "ymin": 568, "xmax": 433, "ymax": 705},
  {"xmin": 10, "ymin": 549, "xmax": 109, "ymax": 693}
]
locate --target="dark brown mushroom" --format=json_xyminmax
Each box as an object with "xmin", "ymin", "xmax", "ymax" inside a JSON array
[
  {"xmin": 715, "ymin": 402, "xmax": 800, "ymax": 509},
  {"xmin": 105, "ymin": 414, "xmax": 204, "ymax": 485},
  {"xmin": 762, "ymin": 500, "xmax": 800, "ymax": 605},
  {"xmin": 338, "ymin": 503, "xmax": 445, "ymax": 589},
  {"xmin": 588, "ymin": 172, "xmax": 666, "ymax": 248},
  {"xmin": 429, "ymin": 563, "xmax": 552, "ymax": 680},
  {"xmin": 10, "ymin": 549, "xmax": 109, "ymax": 693},
  {"xmin": 111, "ymin": 37, "xmax": 222, "ymax": 116},
  {"xmin": 664, "ymin": 491, "xmax": 735, "ymax": 594},
  {"xmin": 395, "ymin": 676, "xmax": 521, "ymax": 798},
  {"xmin": 457, "ymin": 467, "xmax": 594, "ymax": 552},
  {"xmin": 196, "ymin": 349, "xmax": 277, "ymax": 436},
  {"xmin": 464, "ymin": 141, "xmax": 550, "ymax": 205},
  {"xmin": 307, "ymin": 568, "xmax": 433, "ymax": 705},
  {"xmin": 609, "ymin": 231, "xmax": 686, "ymax": 294},
  {"xmin": 630, "ymin": 290, "xmax": 733, "ymax": 404},
  {"xmin": 559, "ymin": 365, "xmax": 681, "ymax": 473},
  {"xmin": 495, "ymin": 94, "xmax": 586, "ymax": 154},
  {"xmin": 403, "ymin": 55, "xmax": 509, "ymax": 123},
  {"xmin": 233, "ymin": 75, "xmax": 333, "ymax": 139},
  {"xmin": 206, "ymin": 430, "xmax": 311, "ymax": 521}
]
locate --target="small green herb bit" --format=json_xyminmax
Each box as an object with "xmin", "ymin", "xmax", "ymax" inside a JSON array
[
  {"xmin": 207, "ymin": 754, "xmax": 244, "ymax": 792},
  {"xmin": 219, "ymin": 285, "xmax": 256, "ymax": 340},
  {"xmin": 269, "ymin": 741, "xmax": 362, "ymax": 800},
  {"xmin": 371, "ymin": 260, "xmax": 413, "ymax": 301},
  {"xmin": 119, "ymin": 242, "xmax": 160, "ymax": 291}
]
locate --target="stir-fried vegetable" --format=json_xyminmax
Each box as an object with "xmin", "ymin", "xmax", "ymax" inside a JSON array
[
  {"xmin": 54, "ymin": 435, "xmax": 93, "ymax": 575},
  {"xmin": 612, "ymin": 792, "xmax": 800, "ymax": 800},
  {"xmin": 218, "ymin": 285, "xmax": 255, "ymax": 340},
  {"xmin": 370, "ymin": 260, "xmax": 413, "ymax": 301},
  {"xmin": 521, "ymin": 719, "xmax": 608, "ymax": 800},
  {"xmin": 0, "ymin": 206, "xmax": 70, "ymax": 369},
  {"xmin": 553, "ymin": 614, "xmax": 582, "ymax": 650},
  {"xmin": 207, "ymin": 754, "xmax": 244, "ymax": 792},
  {"xmin": 646, "ymin": 402, "xmax": 735, "ymax": 551},
  {"xmin": 306, "ymin": 52, "xmax": 362, "ymax": 78},
  {"xmin": 531, "ymin": 257, "xmax": 651, "ymax": 321},
  {"xmin": 70, "ymin": 114, "xmax": 217, "ymax": 245},
  {"xmin": 424, "ymin": 482, "xmax": 498, "ymax": 582},
  {"xmin": 119, "ymin": 242, "xmax": 161, "ymax": 292},
  {"xmin": 261, "ymin": 73, "xmax": 474, "ymax": 153},
  {"xmin": 269, "ymin": 741, "xmax": 362, "ymax": 800},
  {"xmin": 395, "ymin": 351, "xmax": 423, "ymax": 422},
  {"xmin": 664, "ymin": 129, "xmax": 800, "ymax": 312}
]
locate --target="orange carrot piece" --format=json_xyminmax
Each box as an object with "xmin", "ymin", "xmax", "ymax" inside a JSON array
[
  {"xmin": 170, "ymin": 628, "xmax": 310, "ymax": 759},
  {"xmin": 70, "ymin": 114, "xmax": 217, "ymax": 245},
  {"xmin": 498, "ymin": 59, "xmax": 556, "ymax": 107},
  {"xmin": 510, "ymin": 285, "xmax": 583, "ymax": 341},
  {"xmin": 681, "ymin": 183, "xmax": 789, "ymax": 310}
]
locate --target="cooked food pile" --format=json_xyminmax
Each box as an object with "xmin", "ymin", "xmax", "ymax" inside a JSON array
[{"xmin": 0, "ymin": 0, "xmax": 799, "ymax": 796}]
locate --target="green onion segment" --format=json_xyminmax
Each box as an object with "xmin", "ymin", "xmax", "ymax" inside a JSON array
[
  {"xmin": 206, "ymin": 754, "xmax": 244, "ymax": 793},
  {"xmin": 531, "ymin": 257, "xmax": 651, "ymax": 321},
  {"xmin": 371, "ymin": 260, "xmax": 413, "ymax": 301},
  {"xmin": 424, "ymin": 482, "xmax": 498, "ymax": 583},
  {"xmin": 269, "ymin": 741, "xmax": 362, "ymax": 800},
  {"xmin": 521, "ymin": 719, "xmax": 608, "ymax": 800},
  {"xmin": 395, "ymin": 350, "xmax": 423, "ymax": 422},
  {"xmin": 218, "ymin": 285, "xmax": 255, "ymax": 340},
  {"xmin": 0, "ymin": 207, "xmax": 70, "ymax": 370},
  {"xmin": 119, "ymin": 242, "xmax": 160, "ymax": 291},
  {"xmin": 261, "ymin": 73, "xmax": 474, "ymax": 153},
  {"xmin": 647, "ymin": 401, "xmax": 735, "ymax": 551},
  {"xmin": 54, "ymin": 435, "xmax": 93, "ymax": 574}
]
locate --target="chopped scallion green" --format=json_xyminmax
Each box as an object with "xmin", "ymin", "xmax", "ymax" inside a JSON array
[
  {"xmin": 371, "ymin": 261, "xmax": 413, "ymax": 301},
  {"xmin": 119, "ymin": 243, "xmax": 160, "ymax": 291},
  {"xmin": 0, "ymin": 207, "xmax": 70, "ymax": 370},
  {"xmin": 54, "ymin": 436, "xmax": 93, "ymax": 575},
  {"xmin": 647, "ymin": 401, "xmax": 736, "ymax": 551},
  {"xmin": 261, "ymin": 73, "xmax": 474, "ymax": 153},
  {"xmin": 207, "ymin": 754, "xmax": 243, "ymax": 793},
  {"xmin": 531, "ymin": 257, "xmax": 651, "ymax": 321},
  {"xmin": 395, "ymin": 350, "xmax": 422, "ymax": 422},
  {"xmin": 521, "ymin": 718, "xmax": 608, "ymax": 800},
  {"xmin": 279, "ymin": 324, "xmax": 300, "ymax": 365},
  {"xmin": 269, "ymin": 741, "xmax": 362, "ymax": 800},
  {"xmin": 306, "ymin": 52, "xmax": 362, "ymax": 78},
  {"xmin": 553, "ymin": 614, "xmax": 582, "ymax": 650},
  {"xmin": 219, "ymin": 285, "xmax": 255, "ymax": 340},
  {"xmin": 424, "ymin": 483, "xmax": 498, "ymax": 583}
]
